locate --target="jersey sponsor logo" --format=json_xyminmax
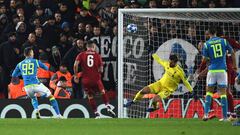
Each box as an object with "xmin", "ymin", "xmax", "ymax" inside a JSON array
[{"xmin": 153, "ymin": 38, "xmax": 199, "ymax": 95}]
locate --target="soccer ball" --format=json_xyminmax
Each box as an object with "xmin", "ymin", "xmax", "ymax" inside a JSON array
[{"xmin": 127, "ymin": 23, "xmax": 137, "ymax": 33}]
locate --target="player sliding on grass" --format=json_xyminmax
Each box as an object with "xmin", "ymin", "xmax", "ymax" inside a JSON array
[
  {"xmin": 124, "ymin": 53, "xmax": 193, "ymax": 112},
  {"xmin": 12, "ymin": 47, "xmax": 62, "ymax": 119},
  {"xmin": 201, "ymin": 27, "xmax": 236, "ymax": 121}
]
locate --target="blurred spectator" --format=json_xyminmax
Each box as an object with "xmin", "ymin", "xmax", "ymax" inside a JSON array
[
  {"xmin": 42, "ymin": 16, "xmax": 60, "ymax": 48},
  {"xmin": 208, "ymin": 0, "xmax": 216, "ymax": 8},
  {"xmin": 0, "ymin": 32, "xmax": 20, "ymax": 98},
  {"xmin": 56, "ymin": 33, "xmax": 72, "ymax": 58},
  {"xmin": 21, "ymin": 33, "xmax": 41, "ymax": 59},
  {"xmin": 53, "ymin": 76, "xmax": 71, "ymax": 99},
  {"xmin": 100, "ymin": 19, "xmax": 111, "ymax": 36},
  {"xmin": 16, "ymin": 21, "xmax": 28, "ymax": 46},
  {"xmin": 159, "ymin": 0, "xmax": 170, "ymax": 8},
  {"xmin": 74, "ymin": 22, "xmax": 86, "ymax": 39},
  {"xmin": 62, "ymin": 38, "xmax": 85, "ymax": 74},
  {"xmin": 18, "ymin": 13, "xmax": 25, "ymax": 23},
  {"xmin": 84, "ymin": 23, "xmax": 93, "ymax": 40},
  {"xmin": 31, "ymin": 6, "xmax": 45, "ymax": 24},
  {"xmin": 116, "ymin": 0, "xmax": 125, "ymax": 8},
  {"xmin": 54, "ymin": 11, "xmax": 62, "ymax": 27},
  {"xmin": 186, "ymin": 25, "xmax": 197, "ymax": 46},
  {"xmin": 58, "ymin": 2, "xmax": 74, "ymax": 24},
  {"xmin": 50, "ymin": 63, "xmax": 73, "ymax": 94},
  {"xmin": 129, "ymin": 0, "xmax": 141, "ymax": 8},
  {"xmin": 4, "ymin": 14, "xmax": 20, "ymax": 37},
  {"xmin": 93, "ymin": 26, "xmax": 101, "ymax": 37},
  {"xmin": 34, "ymin": 26, "xmax": 49, "ymax": 53},
  {"xmin": 219, "ymin": 0, "xmax": 229, "ymax": 8},
  {"xmin": 16, "ymin": 6, "xmax": 25, "ymax": 16},
  {"xmin": 95, "ymin": 0, "xmax": 117, "ymax": 10},
  {"xmin": 0, "ymin": 4, "xmax": 7, "ymax": 15},
  {"xmin": 198, "ymin": 0, "xmax": 209, "ymax": 7},
  {"xmin": 75, "ymin": 7, "xmax": 98, "ymax": 28},
  {"xmin": 37, "ymin": 52, "xmax": 55, "ymax": 87},
  {"xmin": 0, "ymin": 14, "xmax": 8, "ymax": 42},
  {"xmin": 189, "ymin": 0, "xmax": 198, "ymax": 8},
  {"xmin": 61, "ymin": 21, "xmax": 74, "ymax": 42},
  {"xmin": 148, "ymin": 0, "xmax": 157, "ymax": 8},
  {"xmin": 9, "ymin": 0, "xmax": 17, "ymax": 17},
  {"xmin": 89, "ymin": 0, "xmax": 99, "ymax": 18},
  {"xmin": 8, "ymin": 77, "xmax": 27, "ymax": 99},
  {"xmin": 23, "ymin": 0, "xmax": 36, "ymax": 22},
  {"xmin": 171, "ymin": 0, "xmax": 181, "ymax": 8}
]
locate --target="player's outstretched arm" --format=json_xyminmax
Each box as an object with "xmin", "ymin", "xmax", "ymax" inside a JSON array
[
  {"xmin": 38, "ymin": 60, "xmax": 49, "ymax": 70},
  {"xmin": 11, "ymin": 64, "xmax": 21, "ymax": 77},
  {"xmin": 152, "ymin": 53, "xmax": 166, "ymax": 67},
  {"xmin": 179, "ymin": 68, "xmax": 193, "ymax": 92},
  {"xmin": 73, "ymin": 60, "xmax": 80, "ymax": 83}
]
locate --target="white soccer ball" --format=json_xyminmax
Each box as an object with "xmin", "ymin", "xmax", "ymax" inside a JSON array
[{"xmin": 127, "ymin": 23, "xmax": 137, "ymax": 33}]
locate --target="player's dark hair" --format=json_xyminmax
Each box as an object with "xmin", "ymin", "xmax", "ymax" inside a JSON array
[
  {"xmin": 169, "ymin": 54, "xmax": 178, "ymax": 63},
  {"xmin": 86, "ymin": 40, "xmax": 95, "ymax": 48},
  {"xmin": 24, "ymin": 47, "xmax": 33, "ymax": 57},
  {"xmin": 208, "ymin": 26, "xmax": 217, "ymax": 35}
]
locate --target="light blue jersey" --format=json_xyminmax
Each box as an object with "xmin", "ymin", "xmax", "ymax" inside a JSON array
[
  {"xmin": 12, "ymin": 58, "xmax": 48, "ymax": 86},
  {"xmin": 202, "ymin": 37, "xmax": 233, "ymax": 71}
]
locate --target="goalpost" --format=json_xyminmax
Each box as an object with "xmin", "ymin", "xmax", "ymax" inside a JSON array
[{"xmin": 118, "ymin": 8, "xmax": 240, "ymax": 118}]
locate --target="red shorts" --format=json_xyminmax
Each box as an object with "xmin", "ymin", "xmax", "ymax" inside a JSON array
[{"xmin": 82, "ymin": 79, "xmax": 105, "ymax": 95}]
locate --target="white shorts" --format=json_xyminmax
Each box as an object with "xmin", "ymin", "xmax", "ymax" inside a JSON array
[
  {"xmin": 24, "ymin": 83, "xmax": 52, "ymax": 98},
  {"xmin": 206, "ymin": 71, "xmax": 227, "ymax": 88}
]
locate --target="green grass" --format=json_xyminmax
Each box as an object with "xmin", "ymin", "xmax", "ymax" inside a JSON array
[{"xmin": 0, "ymin": 118, "xmax": 239, "ymax": 135}]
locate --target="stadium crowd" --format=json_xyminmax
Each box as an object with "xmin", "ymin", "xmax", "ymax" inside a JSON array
[{"xmin": 0, "ymin": 0, "xmax": 239, "ymax": 99}]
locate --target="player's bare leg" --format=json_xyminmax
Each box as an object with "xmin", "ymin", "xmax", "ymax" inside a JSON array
[
  {"xmin": 203, "ymin": 86, "xmax": 214, "ymax": 121},
  {"xmin": 124, "ymin": 86, "xmax": 151, "ymax": 107},
  {"xmin": 100, "ymin": 89, "xmax": 116, "ymax": 117},
  {"xmin": 146, "ymin": 95, "xmax": 161, "ymax": 112}
]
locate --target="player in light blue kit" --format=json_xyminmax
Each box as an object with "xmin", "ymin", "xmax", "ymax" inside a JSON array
[
  {"xmin": 201, "ymin": 27, "xmax": 236, "ymax": 121},
  {"xmin": 12, "ymin": 47, "xmax": 62, "ymax": 119}
]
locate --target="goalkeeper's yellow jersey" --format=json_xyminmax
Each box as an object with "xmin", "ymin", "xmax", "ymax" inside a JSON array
[{"xmin": 152, "ymin": 54, "xmax": 193, "ymax": 92}]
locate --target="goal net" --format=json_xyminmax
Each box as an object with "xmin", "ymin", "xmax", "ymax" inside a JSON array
[{"xmin": 118, "ymin": 8, "xmax": 240, "ymax": 118}]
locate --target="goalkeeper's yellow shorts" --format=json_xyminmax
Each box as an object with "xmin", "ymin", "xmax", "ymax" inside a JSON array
[{"xmin": 148, "ymin": 81, "xmax": 172, "ymax": 99}]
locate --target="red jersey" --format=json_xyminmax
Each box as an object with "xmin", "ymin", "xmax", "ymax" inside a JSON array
[{"xmin": 76, "ymin": 50, "xmax": 103, "ymax": 81}]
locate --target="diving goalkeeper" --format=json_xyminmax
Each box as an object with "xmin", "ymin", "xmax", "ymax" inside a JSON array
[{"xmin": 124, "ymin": 53, "xmax": 193, "ymax": 112}]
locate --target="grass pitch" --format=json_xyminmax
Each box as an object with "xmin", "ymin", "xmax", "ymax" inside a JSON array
[{"xmin": 0, "ymin": 118, "xmax": 239, "ymax": 135}]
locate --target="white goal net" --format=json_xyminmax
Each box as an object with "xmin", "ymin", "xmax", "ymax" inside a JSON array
[{"xmin": 118, "ymin": 8, "xmax": 240, "ymax": 118}]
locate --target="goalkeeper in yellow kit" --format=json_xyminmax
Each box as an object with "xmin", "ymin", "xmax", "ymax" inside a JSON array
[{"xmin": 124, "ymin": 53, "xmax": 193, "ymax": 112}]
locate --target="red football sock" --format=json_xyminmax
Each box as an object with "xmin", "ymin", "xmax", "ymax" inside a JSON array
[
  {"xmin": 227, "ymin": 88, "xmax": 234, "ymax": 113},
  {"xmin": 102, "ymin": 93, "xmax": 109, "ymax": 105},
  {"xmin": 88, "ymin": 98, "xmax": 97, "ymax": 112}
]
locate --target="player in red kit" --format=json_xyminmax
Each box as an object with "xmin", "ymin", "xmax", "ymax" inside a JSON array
[
  {"xmin": 73, "ymin": 40, "xmax": 116, "ymax": 118},
  {"xmin": 217, "ymin": 28, "xmax": 239, "ymax": 120}
]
